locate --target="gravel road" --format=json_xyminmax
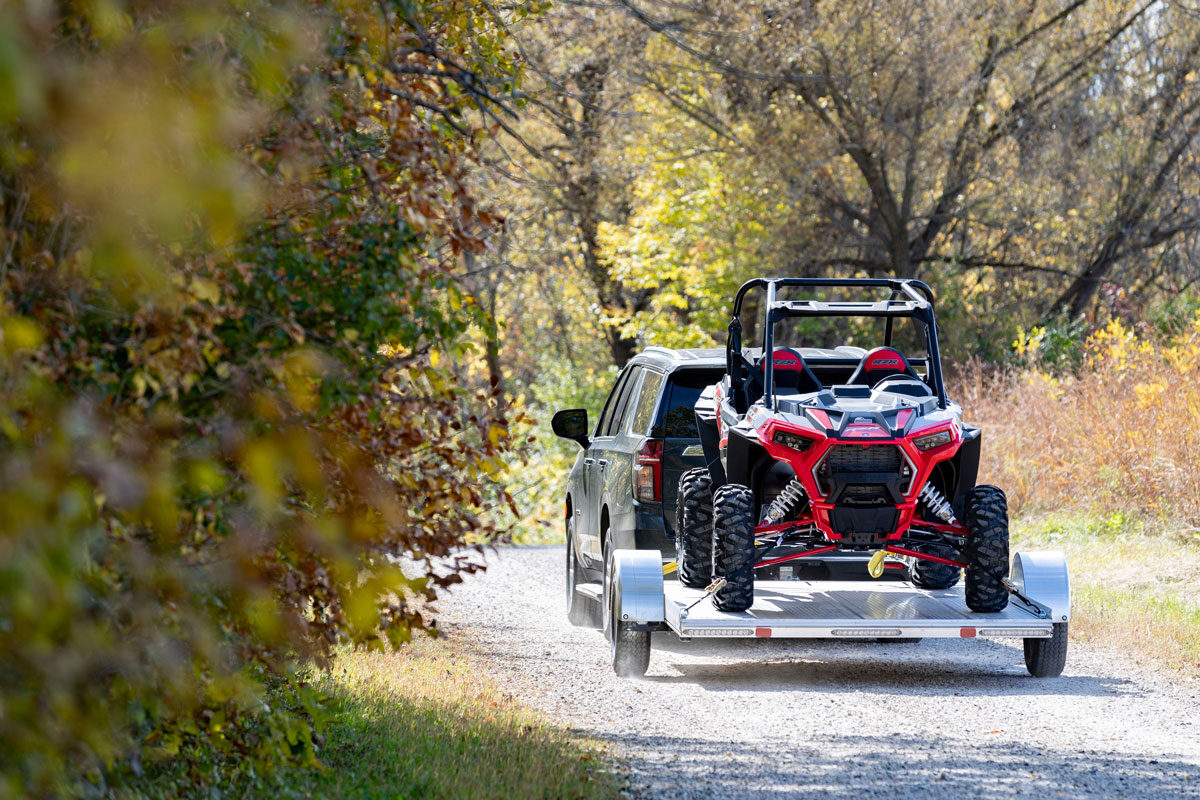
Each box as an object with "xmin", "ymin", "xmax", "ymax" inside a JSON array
[{"xmin": 436, "ymin": 546, "xmax": 1199, "ymax": 799}]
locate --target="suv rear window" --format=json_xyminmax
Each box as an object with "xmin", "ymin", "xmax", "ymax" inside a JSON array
[{"xmin": 653, "ymin": 369, "xmax": 724, "ymax": 438}]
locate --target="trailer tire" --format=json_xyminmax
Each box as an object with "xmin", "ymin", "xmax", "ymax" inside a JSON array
[
  {"xmin": 676, "ymin": 468, "xmax": 714, "ymax": 589},
  {"xmin": 611, "ymin": 623, "xmax": 651, "ymax": 678},
  {"xmin": 1024, "ymin": 623, "xmax": 1068, "ymax": 678},
  {"xmin": 910, "ymin": 541, "xmax": 961, "ymax": 590},
  {"xmin": 607, "ymin": 572, "xmax": 650, "ymax": 678},
  {"xmin": 712, "ymin": 483, "xmax": 755, "ymax": 612},
  {"xmin": 964, "ymin": 485, "xmax": 1010, "ymax": 612},
  {"xmin": 565, "ymin": 517, "xmax": 595, "ymax": 627}
]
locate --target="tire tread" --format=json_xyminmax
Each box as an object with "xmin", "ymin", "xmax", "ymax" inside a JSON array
[
  {"xmin": 964, "ymin": 485, "xmax": 1010, "ymax": 612},
  {"xmin": 677, "ymin": 469, "xmax": 714, "ymax": 589},
  {"xmin": 712, "ymin": 484, "xmax": 755, "ymax": 612},
  {"xmin": 1024, "ymin": 623, "xmax": 1068, "ymax": 678}
]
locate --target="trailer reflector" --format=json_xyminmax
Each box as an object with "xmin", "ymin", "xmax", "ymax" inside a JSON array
[
  {"xmin": 979, "ymin": 628, "xmax": 1051, "ymax": 638},
  {"xmin": 686, "ymin": 628, "xmax": 755, "ymax": 637},
  {"xmin": 755, "ymin": 627, "xmax": 772, "ymax": 638},
  {"xmin": 960, "ymin": 627, "xmax": 977, "ymax": 638},
  {"xmin": 831, "ymin": 628, "xmax": 902, "ymax": 637}
]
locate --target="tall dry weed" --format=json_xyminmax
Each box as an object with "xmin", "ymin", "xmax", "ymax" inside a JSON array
[{"xmin": 957, "ymin": 318, "xmax": 1200, "ymax": 532}]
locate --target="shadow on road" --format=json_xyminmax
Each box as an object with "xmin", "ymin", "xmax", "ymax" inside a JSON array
[
  {"xmin": 638, "ymin": 634, "xmax": 1131, "ymax": 697},
  {"xmin": 600, "ymin": 731, "xmax": 1194, "ymax": 799}
]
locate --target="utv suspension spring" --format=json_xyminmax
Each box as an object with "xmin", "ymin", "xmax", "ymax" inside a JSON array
[
  {"xmin": 761, "ymin": 478, "xmax": 807, "ymax": 526},
  {"xmin": 919, "ymin": 482, "xmax": 957, "ymax": 524}
]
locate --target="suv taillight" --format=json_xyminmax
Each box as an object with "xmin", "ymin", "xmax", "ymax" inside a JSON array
[{"xmin": 633, "ymin": 439, "xmax": 663, "ymax": 503}]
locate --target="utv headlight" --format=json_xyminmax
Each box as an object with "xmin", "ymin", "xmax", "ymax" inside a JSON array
[
  {"xmin": 773, "ymin": 430, "xmax": 813, "ymax": 451},
  {"xmin": 913, "ymin": 429, "xmax": 953, "ymax": 451}
]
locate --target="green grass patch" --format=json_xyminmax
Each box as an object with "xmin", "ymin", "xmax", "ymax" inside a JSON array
[
  {"xmin": 1014, "ymin": 512, "xmax": 1200, "ymax": 677},
  {"xmin": 131, "ymin": 641, "xmax": 620, "ymax": 799}
]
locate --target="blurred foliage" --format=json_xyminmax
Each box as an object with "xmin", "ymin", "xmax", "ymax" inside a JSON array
[{"xmin": 0, "ymin": 0, "xmax": 538, "ymax": 795}]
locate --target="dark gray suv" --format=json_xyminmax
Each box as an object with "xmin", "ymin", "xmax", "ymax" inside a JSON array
[{"xmin": 552, "ymin": 347, "xmax": 725, "ymax": 622}]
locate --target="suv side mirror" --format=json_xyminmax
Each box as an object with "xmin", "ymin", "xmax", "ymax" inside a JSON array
[{"xmin": 551, "ymin": 408, "xmax": 590, "ymax": 448}]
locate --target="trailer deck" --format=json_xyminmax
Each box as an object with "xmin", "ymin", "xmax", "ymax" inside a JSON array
[
  {"xmin": 601, "ymin": 548, "xmax": 1071, "ymax": 677},
  {"xmin": 664, "ymin": 579, "xmax": 1054, "ymax": 639}
]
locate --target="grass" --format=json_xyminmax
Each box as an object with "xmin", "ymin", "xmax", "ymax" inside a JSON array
[
  {"xmin": 132, "ymin": 637, "xmax": 622, "ymax": 800},
  {"xmin": 268, "ymin": 639, "xmax": 620, "ymax": 800},
  {"xmin": 1014, "ymin": 512, "xmax": 1200, "ymax": 679}
]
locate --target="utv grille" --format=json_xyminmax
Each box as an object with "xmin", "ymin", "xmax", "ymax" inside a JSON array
[{"xmin": 823, "ymin": 444, "xmax": 902, "ymax": 474}]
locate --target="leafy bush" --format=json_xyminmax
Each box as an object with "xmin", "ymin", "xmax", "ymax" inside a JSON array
[{"xmin": 0, "ymin": 1, "xmax": 531, "ymax": 794}]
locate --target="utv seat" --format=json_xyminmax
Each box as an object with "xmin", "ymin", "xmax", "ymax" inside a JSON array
[
  {"xmin": 848, "ymin": 347, "xmax": 923, "ymax": 387},
  {"xmin": 761, "ymin": 347, "xmax": 822, "ymax": 395}
]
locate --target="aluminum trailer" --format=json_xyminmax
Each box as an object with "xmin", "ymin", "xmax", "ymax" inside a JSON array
[{"xmin": 595, "ymin": 549, "xmax": 1070, "ymax": 678}]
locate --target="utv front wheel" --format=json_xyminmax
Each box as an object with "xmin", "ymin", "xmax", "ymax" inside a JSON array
[
  {"xmin": 712, "ymin": 484, "xmax": 756, "ymax": 612},
  {"xmin": 964, "ymin": 485, "xmax": 1010, "ymax": 612},
  {"xmin": 676, "ymin": 468, "xmax": 714, "ymax": 589}
]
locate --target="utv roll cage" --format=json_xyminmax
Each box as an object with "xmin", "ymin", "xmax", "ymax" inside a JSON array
[{"xmin": 726, "ymin": 277, "xmax": 948, "ymax": 410}]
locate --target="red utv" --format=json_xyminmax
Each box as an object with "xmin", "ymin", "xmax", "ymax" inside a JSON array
[{"xmin": 678, "ymin": 278, "xmax": 1009, "ymax": 613}]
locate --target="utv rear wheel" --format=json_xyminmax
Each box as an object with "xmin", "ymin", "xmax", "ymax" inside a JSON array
[
  {"xmin": 964, "ymin": 486, "xmax": 1010, "ymax": 612},
  {"xmin": 676, "ymin": 468, "xmax": 714, "ymax": 589},
  {"xmin": 712, "ymin": 484, "xmax": 756, "ymax": 612},
  {"xmin": 909, "ymin": 541, "xmax": 961, "ymax": 590},
  {"xmin": 1024, "ymin": 623, "xmax": 1068, "ymax": 678}
]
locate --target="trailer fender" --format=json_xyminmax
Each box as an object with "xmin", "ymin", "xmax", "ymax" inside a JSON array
[
  {"xmin": 607, "ymin": 549, "xmax": 665, "ymax": 627},
  {"xmin": 1010, "ymin": 551, "xmax": 1071, "ymax": 623}
]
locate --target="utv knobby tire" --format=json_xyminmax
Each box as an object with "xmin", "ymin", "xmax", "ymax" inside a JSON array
[
  {"xmin": 676, "ymin": 468, "xmax": 714, "ymax": 589},
  {"xmin": 565, "ymin": 518, "xmax": 594, "ymax": 627},
  {"xmin": 910, "ymin": 540, "xmax": 961, "ymax": 590},
  {"xmin": 1024, "ymin": 622, "xmax": 1068, "ymax": 678},
  {"xmin": 964, "ymin": 485, "xmax": 1010, "ymax": 612},
  {"xmin": 712, "ymin": 484, "xmax": 756, "ymax": 612}
]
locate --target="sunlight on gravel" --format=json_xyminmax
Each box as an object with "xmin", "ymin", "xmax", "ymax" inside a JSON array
[{"xmin": 436, "ymin": 546, "xmax": 1200, "ymax": 800}]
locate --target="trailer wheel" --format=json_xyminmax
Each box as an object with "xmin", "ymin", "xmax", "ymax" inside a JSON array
[
  {"xmin": 610, "ymin": 622, "xmax": 651, "ymax": 678},
  {"xmin": 1024, "ymin": 623, "xmax": 1068, "ymax": 678},
  {"xmin": 676, "ymin": 468, "xmax": 714, "ymax": 588},
  {"xmin": 909, "ymin": 541, "xmax": 961, "ymax": 590},
  {"xmin": 964, "ymin": 485, "xmax": 1010, "ymax": 612},
  {"xmin": 712, "ymin": 484, "xmax": 755, "ymax": 612},
  {"xmin": 565, "ymin": 517, "xmax": 595, "ymax": 627},
  {"xmin": 607, "ymin": 568, "xmax": 650, "ymax": 678}
]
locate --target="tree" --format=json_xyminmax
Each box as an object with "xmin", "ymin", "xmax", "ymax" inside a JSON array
[{"xmin": 0, "ymin": 0, "xmax": 530, "ymax": 792}]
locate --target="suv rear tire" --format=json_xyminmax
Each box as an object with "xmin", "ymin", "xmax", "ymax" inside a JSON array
[
  {"xmin": 676, "ymin": 468, "xmax": 714, "ymax": 589},
  {"xmin": 712, "ymin": 484, "xmax": 756, "ymax": 612},
  {"xmin": 565, "ymin": 517, "xmax": 594, "ymax": 627},
  {"xmin": 964, "ymin": 485, "xmax": 1010, "ymax": 612}
]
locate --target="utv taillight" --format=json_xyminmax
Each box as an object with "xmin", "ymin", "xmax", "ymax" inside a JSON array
[{"xmin": 633, "ymin": 439, "xmax": 663, "ymax": 503}]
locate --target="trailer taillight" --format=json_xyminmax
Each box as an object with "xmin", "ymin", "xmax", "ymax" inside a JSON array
[{"xmin": 633, "ymin": 439, "xmax": 663, "ymax": 503}]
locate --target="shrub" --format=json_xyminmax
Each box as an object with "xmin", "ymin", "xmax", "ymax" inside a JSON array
[
  {"xmin": 962, "ymin": 315, "xmax": 1200, "ymax": 531},
  {"xmin": 0, "ymin": 1, "xmax": 530, "ymax": 794}
]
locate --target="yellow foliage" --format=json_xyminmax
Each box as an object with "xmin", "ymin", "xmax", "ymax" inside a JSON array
[{"xmin": 966, "ymin": 312, "xmax": 1200, "ymax": 527}]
